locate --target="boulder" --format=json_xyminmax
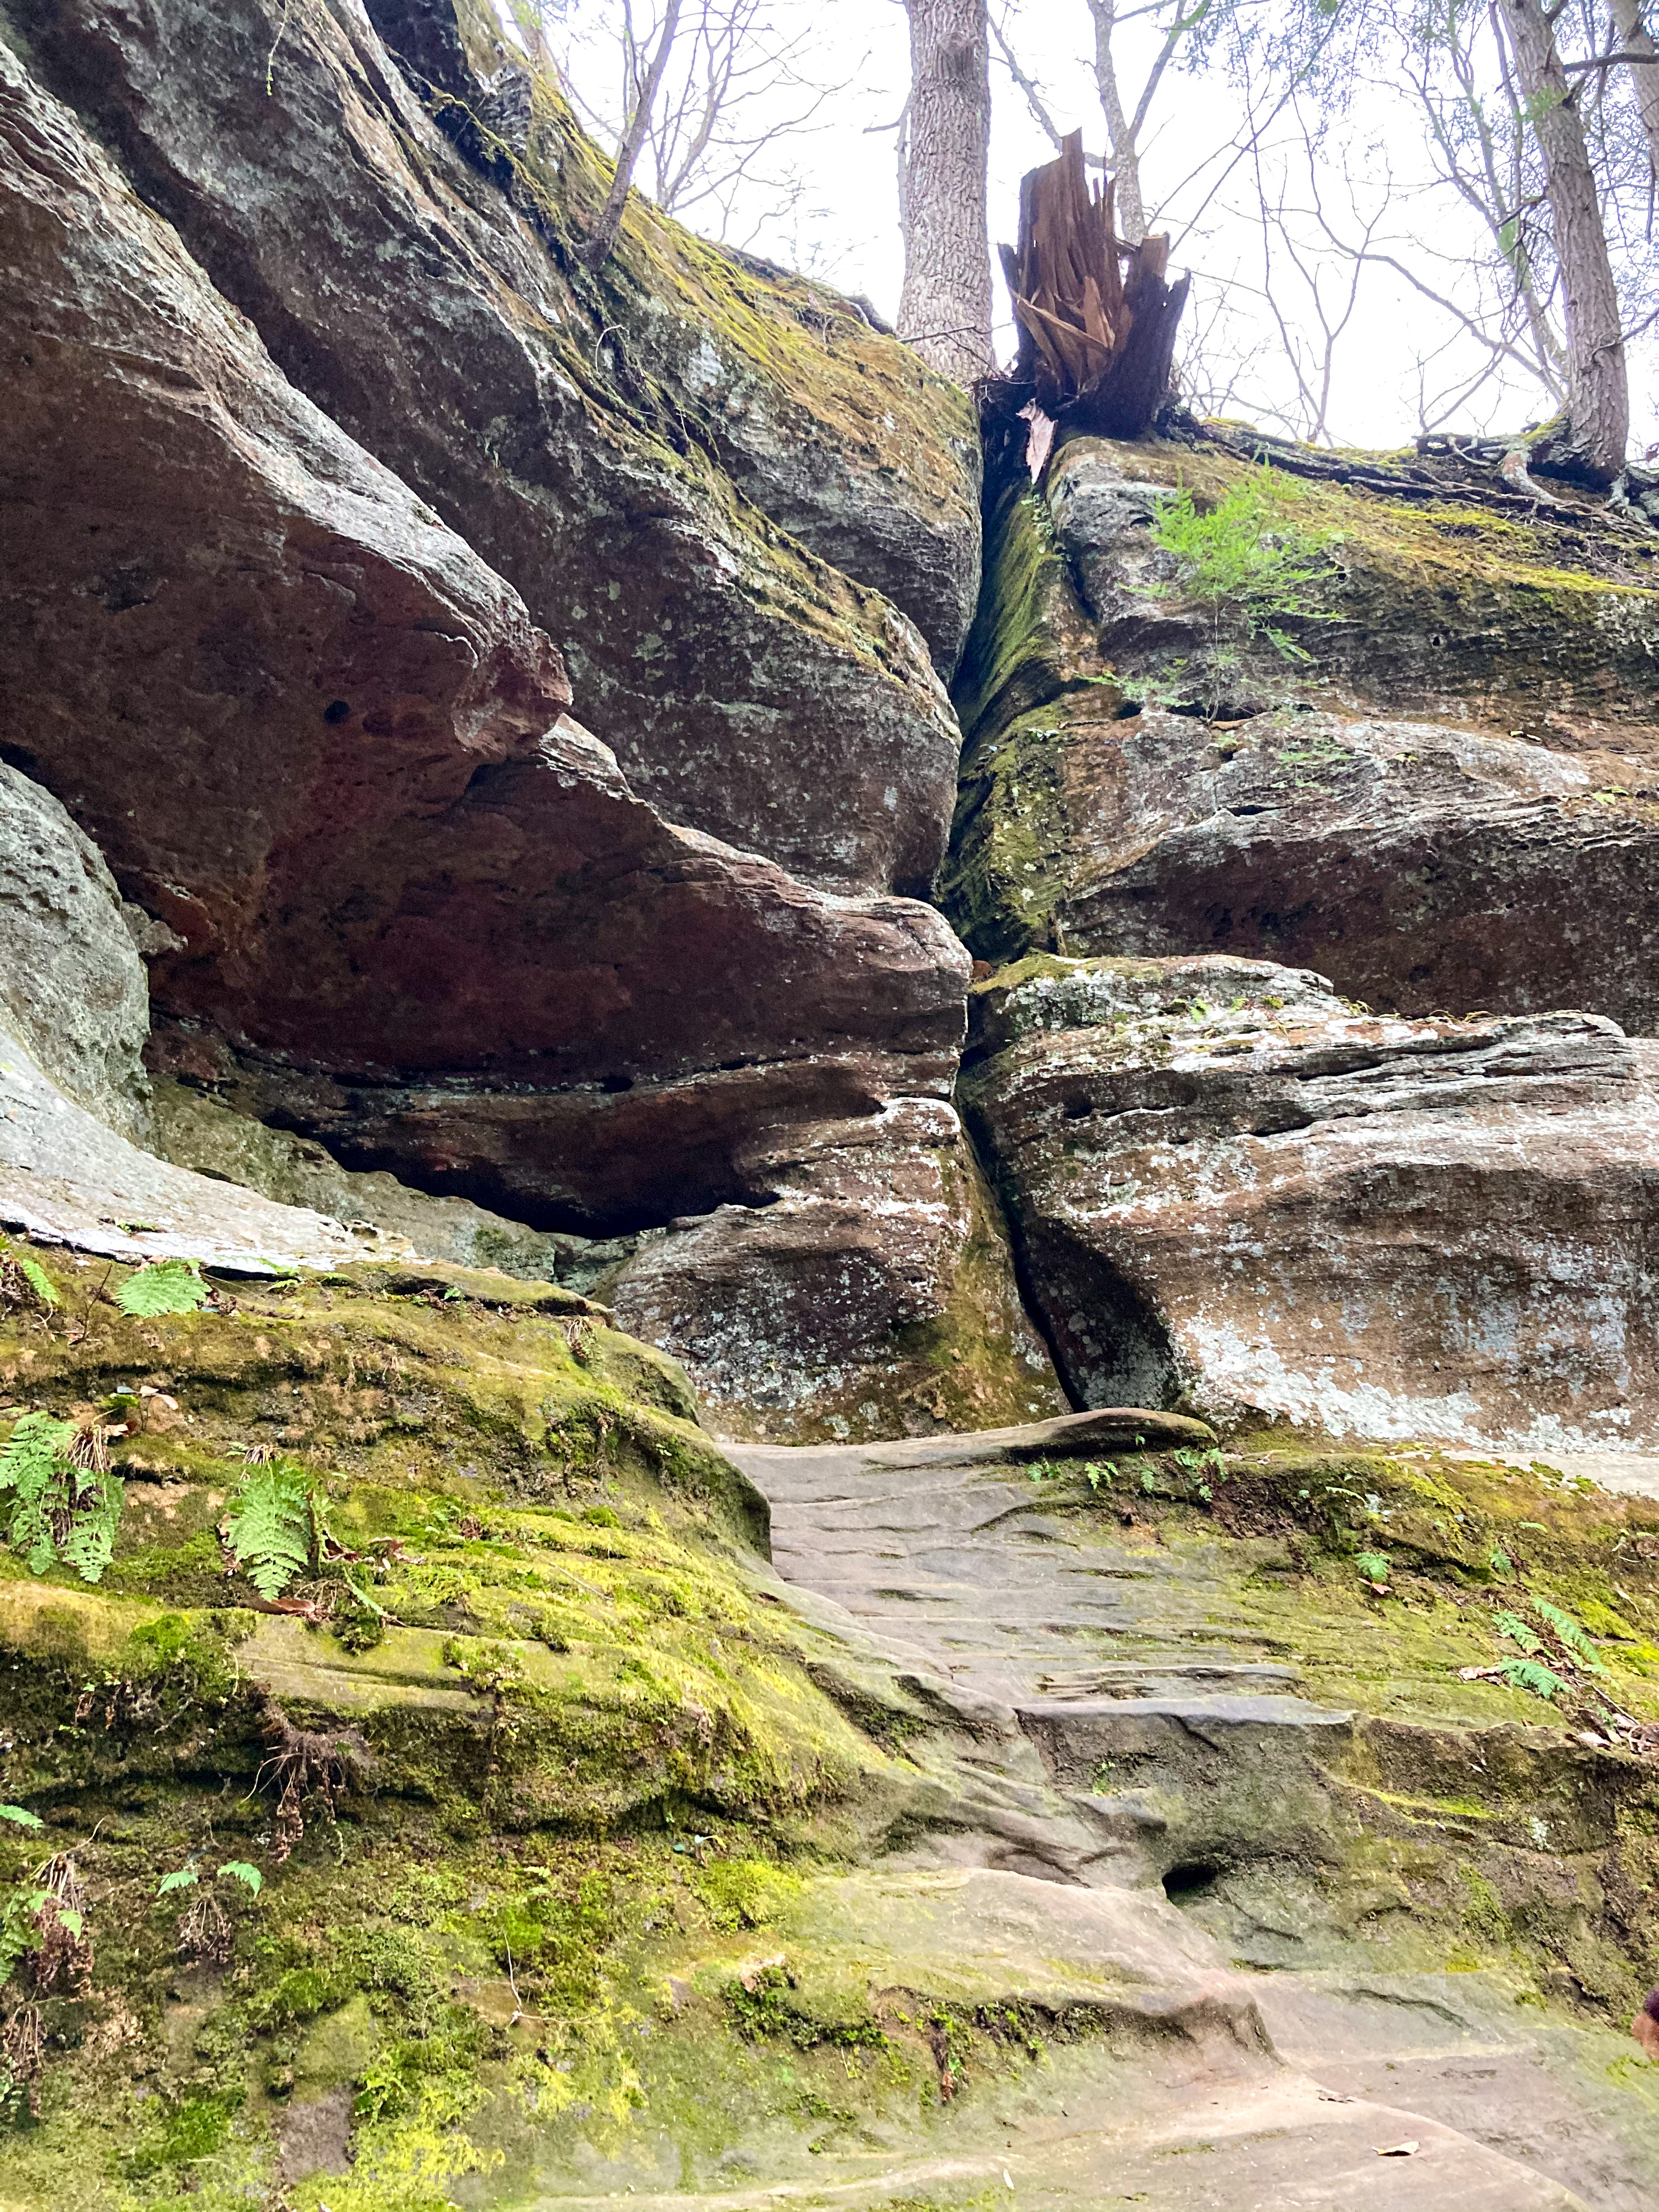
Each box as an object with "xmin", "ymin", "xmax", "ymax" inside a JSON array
[
  {"xmin": 606, "ymin": 1098, "xmax": 1068, "ymax": 1442},
  {"xmin": 963, "ymin": 953, "xmax": 1659, "ymax": 1452},
  {"xmin": 0, "ymin": 761, "xmax": 149, "ymax": 1133},
  {"xmin": 0, "ymin": 44, "xmax": 970, "ymax": 1242},
  {"xmin": 11, "ymin": 0, "xmax": 973, "ymax": 894},
  {"xmin": 946, "ymin": 432, "xmax": 1659, "ymax": 1027}
]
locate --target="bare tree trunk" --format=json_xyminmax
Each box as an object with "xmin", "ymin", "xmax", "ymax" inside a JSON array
[
  {"xmin": 1610, "ymin": 0, "xmax": 1659, "ymax": 179},
  {"xmin": 1089, "ymin": 1, "xmax": 1146, "ymax": 243},
  {"xmin": 585, "ymin": 0, "xmax": 684, "ymax": 267},
  {"xmin": 899, "ymin": 0, "xmax": 995, "ymax": 386},
  {"xmin": 1496, "ymin": 0, "xmax": 1629, "ymax": 481}
]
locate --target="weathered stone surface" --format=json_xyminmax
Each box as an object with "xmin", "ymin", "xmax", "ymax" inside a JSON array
[
  {"xmin": 606, "ymin": 1097, "xmax": 1068, "ymax": 1443},
  {"xmin": 0, "ymin": 46, "xmax": 969, "ymax": 1243},
  {"xmin": 946, "ymin": 432, "xmax": 1659, "ymax": 1026},
  {"xmin": 10, "ymin": 0, "xmax": 971, "ymax": 894},
  {"xmin": 0, "ymin": 1027, "xmax": 373, "ymax": 1269},
  {"xmin": 148, "ymin": 1079, "xmax": 633, "ymax": 1290},
  {"xmin": 962, "ymin": 954, "xmax": 1659, "ymax": 1451},
  {"xmin": 0, "ymin": 761, "xmax": 149, "ymax": 1133}
]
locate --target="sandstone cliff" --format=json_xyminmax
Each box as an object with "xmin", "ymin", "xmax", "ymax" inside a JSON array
[{"xmin": 2, "ymin": 0, "xmax": 1659, "ymax": 2202}]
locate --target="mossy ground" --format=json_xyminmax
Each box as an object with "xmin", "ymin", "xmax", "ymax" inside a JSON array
[
  {"xmin": 0, "ymin": 1244, "xmax": 939, "ymax": 2203},
  {"xmin": 1018, "ymin": 1435, "xmax": 1659, "ymax": 2011},
  {"xmin": 3, "ymin": 1244, "xmax": 1658, "ymax": 2197}
]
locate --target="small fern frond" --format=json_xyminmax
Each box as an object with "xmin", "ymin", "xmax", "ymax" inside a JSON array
[
  {"xmin": 1494, "ymin": 1610, "xmax": 1543, "ymax": 1654},
  {"xmin": 0, "ymin": 1242, "xmax": 59, "ymax": 1308},
  {"xmin": 1534, "ymin": 1599, "xmax": 1609, "ymax": 1676},
  {"xmin": 224, "ymin": 1463, "xmax": 312, "ymax": 1600},
  {"xmin": 1495, "ymin": 1656, "xmax": 1568, "ymax": 1702},
  {"xmin": 58, "ymin": 1469, "xmax": 123, "ymax": 1585},
  {"xmin": 115, "ymin": 1260, "xmax": 211, "ymax": 1318},
  {"xmin": 0, "ymin": 1413, "xmax": 73, "ymax": 1496}
]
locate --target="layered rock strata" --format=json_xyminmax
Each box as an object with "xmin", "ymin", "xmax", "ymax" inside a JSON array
[
  {"xmin": 9, "ymin": 0, "xmax": 974, "ymax": 894},
  {"xmin": 947, "ymin": 430, "xmax": 1659, "ymax": 1026},
  {"xmin": 0, "ymin": 40, "xmax": 967, "ymax": 1210},
  {"xmin": 963, "ymin": 953, "xmax": 1659, "ymax": 1450},
  {"xmin": 0, "ymin": 21, "xmax": 1037, "ymax": 1432}
]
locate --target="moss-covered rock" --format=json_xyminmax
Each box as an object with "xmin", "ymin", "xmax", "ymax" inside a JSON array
[
  {"xmin": 946, "ymin": 428, "xmax": 1659, "ymax": 1025},
  {"xmin": 12, "ymin": 0, "xmax": 974, "ymax": 899}
]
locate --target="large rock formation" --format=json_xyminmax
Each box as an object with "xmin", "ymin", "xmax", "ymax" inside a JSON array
[
  {"xmin": 964, "ymin": 953, "xmax": 1659, "ymax": 1451},
  {"xmin": 9, "ymin": 0, "xmax": 974, "ymax": 896},
  {"xmin": 0, "ymin": 35, "xmax": 967, "ymax": 1200},
  {"xmin": 946, "ymin": 428, "xmax": 1659, "ymax": 1026},
  {"xmin": 0, "ymin": 763, "xmax": 150, "ymax": 1135},
  {"xmin": 606, "ymin": 1098, "xmax": 1067, "ymax": 1442},
  {"xmin": 0, "ymin": 15, "xmax": 1026, "ymax": 1434}
]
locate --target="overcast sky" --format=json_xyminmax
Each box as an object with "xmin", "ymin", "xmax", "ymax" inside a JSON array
[{"xmin": 552, "ymin": 2, "xmax": 1658, "ymax": 458}]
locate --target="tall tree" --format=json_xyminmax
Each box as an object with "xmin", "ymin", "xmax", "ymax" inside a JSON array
[
  {"xmin": 584, "ymin": 0, "xmax": 684, "ymax": 263},
  {"xmin": 1494, "ymin": 0, "xmax": 1629, "ymax": 478},
  {"xmin": 1609, "ymin": 0, "xmax": 1659, "ymax": 182},
  {"xmin": 1255, "ymin": 0, "xmax": 1637, "ymax": 478},
  {"xmin": 898, "ymin": 0, "xmax": 996, "ymax": 385}
]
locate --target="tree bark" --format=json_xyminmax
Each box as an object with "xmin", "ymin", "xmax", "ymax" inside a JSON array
[
  {"xmin": 585, "ymin": 0, "xmax": 684, "ymax": 267},
  {"xmin": 1497, "ymin": 0, "xmax": 1629, "ymax": 482},
  {"xmin": 1089, "ymin": 1, "xmax": 1146, "ymax": 244},
  {"xmin": 1610, "ymin": 0, "xmax": 1659, "ymax": 182},
  {"xmin": 899, "ymin": 0, "xmax": 995, "ymax": 386}
]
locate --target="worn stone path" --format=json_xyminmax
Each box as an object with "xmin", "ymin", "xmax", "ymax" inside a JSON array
[{"xmin": 703, "ymin": 1414, "xmax": 1659, "ymax": 2212}]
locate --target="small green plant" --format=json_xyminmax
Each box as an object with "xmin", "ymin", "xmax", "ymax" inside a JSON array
[
  {"xmin": 115, "ymin": 1258, "xmax": 211, "ymax": 1318},
  {"xmin": 1533, "ymin": 1600, "xmax": 1609, "ymax": 1677},
  {"xmin": 1494, "ymin": 1610, "xmax": 1543, "ymax": 1654},
  {"xmin": 0, "ymin": 1807, "xmax": 42, "ymax": 1832},
  {"xmin": 0, "ymin": 1241, "xmax": 58, "ymax": 1310},
  {"xmin": 1354, "ymin": 1550, "xmax": 1391, "ymax": 1585},
  {"xmin": 0, "ymin": 1412, "xmax": 125, "ymax": 1582},
  {"xmin": 1494, "ymin": 1656, "xmax": 1569, "ymax": 1702},
  {"xmin": 1150, "ymin": 467, "xmax": 1334, "ymax": 668},
  {"xmin": 156, "ymin": 1860, "xmax": 263, "ymax": 1898},
  {"xmin": 223, "ymin": 1459, "xmax": 315, "ymax": 1599}
]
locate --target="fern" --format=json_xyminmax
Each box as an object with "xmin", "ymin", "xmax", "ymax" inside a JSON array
[
  {"xmin": 1534, "ymin": 1599, "xmax": 1609, "ymax": 1677},
  {"xmin": 1495, "ymin": 1657, "xmax": 1569, "ymax": 1701},
  {"xmin": 115, "ymin": 1259, "xmax": 210, "ymax": 1318},
  {"xmin": 1494, "ymin": 1610, "xmax": 1543, "ymax": 1654},
  {"xmin": 56, "ymin": 1470, "xmax": 123, "ymax": 1584},
  {"xmin": 0, "ymin": 1240, "xmax": 58, "ymax": 1308},
  {"xmin": 0, "ymin": 1413, "xmax": 74, "ymax": 1575},
  {"xmin": 224, "ymin": 1462, "xmax": 313, "ymax": 1599},
  {"xmin": 1354, "ymin": 1551, "xmax": 1391, "ymax": 1584},
  {"xmin": 0, "ymin": 1413, "xmax": 124, "ymax": 1582}
]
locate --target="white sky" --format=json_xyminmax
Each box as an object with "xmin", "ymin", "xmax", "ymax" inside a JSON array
[{"xmin": 556, "ymin": 1, "xmax": 1657, "ymax": 458}]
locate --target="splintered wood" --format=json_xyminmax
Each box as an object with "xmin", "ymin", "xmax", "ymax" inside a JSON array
[{"xmin": 1000, "ymin": 130, "xmax": 1190, "ymax": 439}]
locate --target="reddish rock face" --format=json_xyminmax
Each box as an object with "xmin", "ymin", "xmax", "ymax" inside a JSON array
[
  {"xmin": 0, "ymin": 43, "xmax": 970, "ymax": 1240},
  {"xmin": 13, "ymin": 0, "xmax": 971, "ymax": 896},
  {"xmin": 965, "ymin": 956, "xmax": 1659, "ymax": 1453}
]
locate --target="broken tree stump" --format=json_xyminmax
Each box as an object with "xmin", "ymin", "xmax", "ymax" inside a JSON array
[{"xmin": 998, "ymin": 130, "xmax": 1189, "ymax": 440}]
